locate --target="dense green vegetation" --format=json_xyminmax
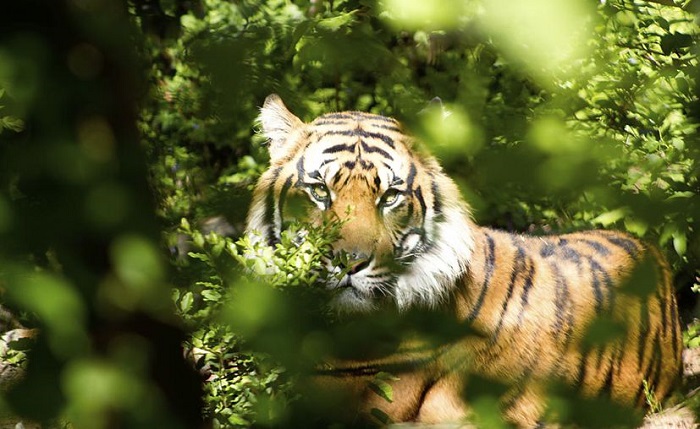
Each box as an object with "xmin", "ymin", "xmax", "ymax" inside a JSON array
[{"xmin": 0, "ymin": 0, "xmax": 698, "ymax": 427}]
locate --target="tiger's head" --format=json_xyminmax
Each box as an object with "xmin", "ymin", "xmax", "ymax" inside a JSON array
[{"xmin": 246, "ymin": 94, "xmax": 475, "ymax": 313}]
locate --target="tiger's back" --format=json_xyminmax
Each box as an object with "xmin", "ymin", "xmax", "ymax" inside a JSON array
[
  {"xmin": 457, "ymin": 228, "xmax": 681, "ymax": 424},
  {"xmin": 246, "ymin": 94, "xmax": 682, "ymax": 427}
]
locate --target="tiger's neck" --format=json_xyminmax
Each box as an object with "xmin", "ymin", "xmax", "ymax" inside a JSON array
[
  {"xmin": 394, "ymin": 201, "xmax": 476, "ymax": 310},
  {"xmin": 450, "ymin": 226, "xmax": 498, "ymax": 325}
]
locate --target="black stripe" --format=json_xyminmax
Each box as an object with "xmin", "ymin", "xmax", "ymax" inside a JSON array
[
  {"xmin": 323, "ymin": 143, "xmax": 356, "ymax": 154},
  {"xmin": 466, "ymin": 233, "xmax": 495, "ymax": 322},
  {"xmin": 277, "ymin": 175, "xmax": 293, "ymax": 229},
  {"xmin": 576, "ymin": 351, "xmax": 590, "ymax": 387},
  {"xmin": 540, "ymin": 242, "xmax": 555, "ymax": 257},
  {"xmin": 358, "ymin": 159, "xmax": 374, "ymax": 171},
  {"xmin": 597, "ymin": 232, "xmax": 640, "ymax": 260},
  {"xmin": 560, "ymin": 242, "xmax": 582, "ymax": 264},
  {"xmin": 296, "ymin": 156, "xmax": 305, "ymax": 180},
  {"xmin": 322, "ymin": 129, "xmax": 396, "ymax": 148},
  {"xmin": 415, "ymin": 186, "xmax": 427, "ymax": 221},
  {"xmin": 634, "ymin": 382, "xmax": 646, "ymax": 407},
  {"xmin": 492, "ymin": 241, "xmax": 527, "ymax": 342},
  {"xmin": 600, "ymin": 349, "xmax": 619, "ymax": 394},
  {"xmin": 406, "ymin": 162, "xmax": 417, "ymax": 191},
  {"xmin": 373, "ymin": 175, "xmax": 381, "ymax": 192},
  {"xmin": 431, "ymin": 179, "xmax": 443, "ymax": 217},
  {"xmin": 317, "ymin": 112, "xmax": 360, "ymax": 121},
  {"xmin": 360, "ymin": 140, "xmax": 393, "ymax": 160},
  {"xmin": 639, "ymin": 335, "xmax": 658, "ymax": 396},
  {"xmin": 316, "ymin": 111, "xmax": 399, "ymax": 124},
  {"xmin": 362, "ymin": 114, "xmax": 397, "ymax": 123},
  {"xmin": 264, "ymin": 188, "xmax": 276, "ymax": 244},
  {"xmin": 263, "ymin": 167, "xmax": 283, "ymax": 244},
  {"xmin": 587, "ymin": 258, "xmax": 608, "ymax": 313},
  {"xmin": 551, "ymin": 264, "xmax": 574, "ymax": 346},
  {"xmin": 516, "ymin": 263, "xmax": 535, "ymax": 326},
  {"xmin": 669, "ymin": 294, "xmax": 679, "ymax": 360},
  {"xmin": 414, "ymin": 186, "xmax": 429, "ymax": 235},
  {"xmin": 372, "ymin": 123, "xmax": 401, "ymax": 132},
  {"xmin": 313, "ymin": 119, "xmax": 353, "ymax": 126},
  {"xmin": 400, "ymin": 201, "xmax": 415, "ymax": 228},
  {"xmin": 658, "ymin": 292, "xmax": 668, "ymax": 351},
  {"xmin": 320, "ymin": 158, "xmax": 336, "ymax": 168},
  {"xmin": 637, "ymin": 299, "xmax": 649, "ymax": 371},
  {"xmin": 580, "ymin": 239, "xmax": 612, "ymax": 256},
  {"xmin": 332, "ymin": 170, "xmax": 345, "ymax": 186},
  {"xmin": 648, "ymin": 333, "xmax": 663, "ymax": 394}
]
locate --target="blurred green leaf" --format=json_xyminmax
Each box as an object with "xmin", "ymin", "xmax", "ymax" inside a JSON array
[
  {"xmin": 592, "ymin": 208, "xmax": 628, "ymax": 227},
  {"xmin": 316, "ymin": 11, "xmax": 357, "ymax": 31},
  {"xmin": 370, "ymin": 407, "xmax": 393, "ymax": 425},
  {"xmin": 673, "ymin": 231, "xmax": 687, "ymax": 257},
  {"xmin": 4, "ymin": 268, "xmax": 89, "ymax": 358},
  {"xmin": 369, "ymin": 373, "xmax": 396, "ymax": 403}
]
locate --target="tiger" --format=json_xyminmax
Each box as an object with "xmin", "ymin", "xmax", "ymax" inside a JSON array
[{"xmin": 245, "ymin": 94, "xmax": 683, "ymax": 427}]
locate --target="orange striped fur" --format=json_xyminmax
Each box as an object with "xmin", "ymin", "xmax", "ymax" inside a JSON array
[{"xmin": 245, "ymin": 95, "xmax": 682, "ymax": 427}]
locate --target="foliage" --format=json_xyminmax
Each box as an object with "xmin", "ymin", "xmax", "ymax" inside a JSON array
[
  {"xmin": 0, "ymin": 89, "xmax": 23, "ymax": 135},
  {"xmin": 0, "ymin": 1, "xmax": 202, "ymax": 428},
  {"xmin": 0, "ymin": 0, "xmax": 699, "ymax": 427},
  {"xmin": 139, "ymin": 0, "xmax": 699, "ymax": 426},
  {"xmin": 174, "ymin": 213, "xmax": 342, "ymax": 427}
]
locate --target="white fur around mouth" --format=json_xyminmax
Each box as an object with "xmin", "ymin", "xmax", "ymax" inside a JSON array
[{"xmin": 331, "ymin": 290, "xmax": 377, "ymax": 314}]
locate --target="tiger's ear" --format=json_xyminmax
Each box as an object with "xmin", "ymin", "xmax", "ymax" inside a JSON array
[{"xmin": 259, "ymin": 94, "xmax": 304, "ymax": 162}]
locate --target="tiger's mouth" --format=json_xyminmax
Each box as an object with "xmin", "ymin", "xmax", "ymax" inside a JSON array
[{"xmin": 323, "ymin": 256, "xmax": 395, "ymax": 313}]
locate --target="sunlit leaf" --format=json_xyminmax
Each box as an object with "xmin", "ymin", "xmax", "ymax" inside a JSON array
[
  {"xmin": 592, "ymin": 208, "xmax": 628, "ymax": 227},
  {"xmin": 369, "ymin": 376, "xmax": 394, "ymax": 403},
  {"xmin": 316, "ymin": 11, "xmax": 357, "ymax": 31},
  {"xmin": 673, "ymin": 231, "xmax": 687, "ymax": 257}
]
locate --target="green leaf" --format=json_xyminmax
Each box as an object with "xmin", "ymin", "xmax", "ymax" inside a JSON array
[
  {"xmin": 316, "ymin": 11, "xmax": 357, "ymax": 31},
  {"xmin": 201, "ymin": 290, "xmax": 222, "ymax": 302},
  {"xmin": 8, "ymin": 336, "xmax": 34, "ymax": 352},
  {"xmin": 660, "ymin": 33, "xmax": 693, "ymax": 55},
  {"xmin": 180, "ymin": 291, "xmax": 194, "ymax": 313},
  {"xmin": 188, "ymin": 252, "xmax": 210, "ymax": 263},
  {"xmin": 370, "ymin": 408, "xmax": 393, "ymax": 425},
  {"xmin": 624, "ymin": 217, "xmax": 648, "ymax": 237},
  {"xmin": 369, "ymin": 375, "xmax": 395, "ymax": 403},
  {"xmin": 664, "ymin": 172, "xmax": 685, "ymax": 183},
  {"xmin": 592, "ymin": 208, "xmax": 627, "ymax": 227},
  {"xmin": 252, "ymin": 258, "xmax": 268, "ymax": 276},
  {"xmin": 689, "ymin": 337, "xmax": 700, "ymax": 348},
  {"xmin": 660, "ymin": 223, "xmax": 677, "ymax": 246},
  {"xmin": 672, "ymin": 232, "xmax": 687, "ymax": 257},
  {"xmin": 180, "ymin": 217, "xmax": 191, "ymax": 232},
  {"xmin": 668, "ymin": 191, "xmax": 695, "ymax": 200}
]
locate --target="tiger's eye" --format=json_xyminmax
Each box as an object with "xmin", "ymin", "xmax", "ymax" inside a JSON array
[
  {"xmin": 381, "ymin": 189, "xmax": 402, "ymax": 207},
  {"xmin": 310, "ymin": 184, "xmax": 329, "ymax": 201}
]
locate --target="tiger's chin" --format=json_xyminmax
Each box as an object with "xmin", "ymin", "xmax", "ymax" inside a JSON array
[{"xmin": 329, "ymin": 287, "xmax": 379, "ymax": 314}]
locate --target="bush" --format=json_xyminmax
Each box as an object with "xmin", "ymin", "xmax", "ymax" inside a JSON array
[{"xmin": 0, "ymin": 0, "xmax": 698, "ymax": 427}]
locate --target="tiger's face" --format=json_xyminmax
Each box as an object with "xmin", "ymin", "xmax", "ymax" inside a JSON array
[{"xmin": 247, "ymin": 95, "xmax": 475, "ymax": 313}]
